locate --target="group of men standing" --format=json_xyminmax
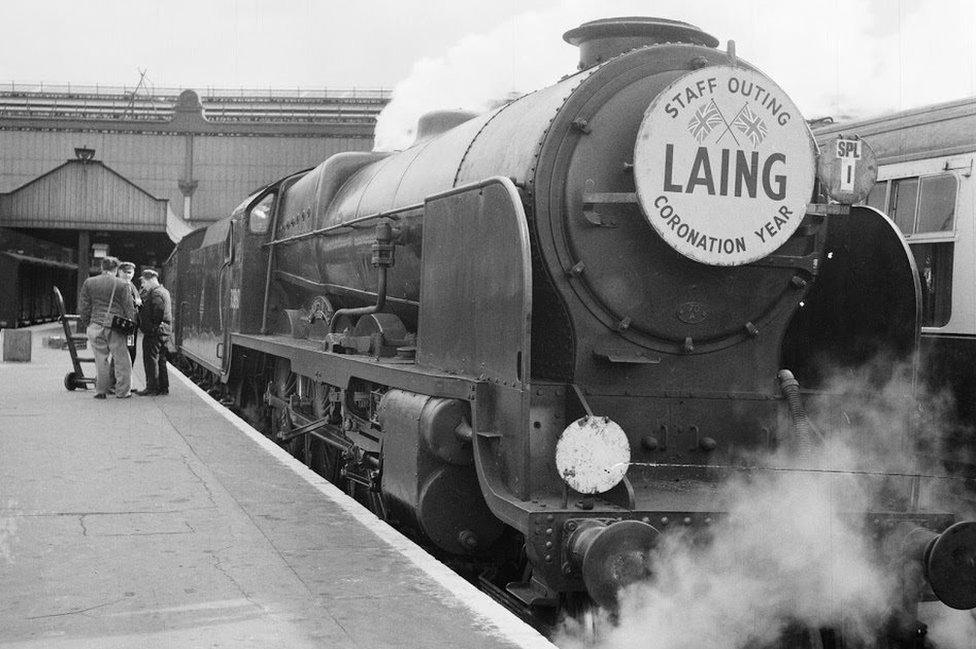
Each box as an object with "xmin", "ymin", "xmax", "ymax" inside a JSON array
[{"xmin": 77, "ymin": 256, "xmax": 173, "ymax": 399}]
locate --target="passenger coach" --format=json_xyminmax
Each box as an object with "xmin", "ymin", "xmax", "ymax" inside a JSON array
[{"xmin": 816, "ymin": 99, "xmax": 976, "ymax": 461}]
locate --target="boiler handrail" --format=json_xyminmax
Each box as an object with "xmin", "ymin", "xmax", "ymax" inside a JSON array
[{"xmin": 261, "ymin": 202, "xmax": 420, "ymax": 248}]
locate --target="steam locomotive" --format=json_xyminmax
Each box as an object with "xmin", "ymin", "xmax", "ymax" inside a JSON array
[{"xmin": 165, "ymin": 17, "xmax": 976, "ymax": 643}]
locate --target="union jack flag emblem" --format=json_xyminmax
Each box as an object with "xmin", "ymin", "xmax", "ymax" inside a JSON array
[
  {"xmin": 686, "ymin": 100, "xmax": 724, "ymax": 142},
  {"xmin": 732, "ymin": 105, "xmax": 768, "ymax": 146}
]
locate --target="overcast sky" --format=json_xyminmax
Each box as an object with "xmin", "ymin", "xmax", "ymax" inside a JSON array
[{"xmin": 2, "ymin": 0, "xmax": 974, "ymax": 148}]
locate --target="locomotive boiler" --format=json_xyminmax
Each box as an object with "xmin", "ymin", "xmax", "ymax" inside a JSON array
[{"xmin": 165, "ymin": 16, "xmax": 976, "ymax": 639}]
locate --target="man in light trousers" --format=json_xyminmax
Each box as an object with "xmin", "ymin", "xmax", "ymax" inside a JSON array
[{"xmin": 78, "ymin": 256, "xmax": 137, "ymax": 399}]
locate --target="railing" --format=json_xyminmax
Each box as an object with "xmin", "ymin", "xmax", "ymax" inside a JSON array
[
  {"xmin": 0, "ymin": 82, "xmax": 391, "ymax": 123},
  {"xmin": 0, "ymin": 82, "xmax": 391, "ymax": 102}
]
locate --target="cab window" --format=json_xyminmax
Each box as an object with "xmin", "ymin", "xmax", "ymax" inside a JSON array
[{"xmin": 248, "ymin": 193, "xmax": 275, "ymax": 234}]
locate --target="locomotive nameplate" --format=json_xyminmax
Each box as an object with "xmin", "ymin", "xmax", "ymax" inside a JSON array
[{"xmin": 634, "ymin": 66, "xmax": 816, "ymax": 266}]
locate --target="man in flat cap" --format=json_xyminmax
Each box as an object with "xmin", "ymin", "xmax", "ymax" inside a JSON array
[
  {"xmin": 117, "ymin": 261, "xmax": 141, "ymax": 363},
  {"xmin": 135, "ymin": 268, "xmax": 172, "ymax": 396}
]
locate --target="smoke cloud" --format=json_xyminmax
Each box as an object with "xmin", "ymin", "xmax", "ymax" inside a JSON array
[
  {"xmin": 924, "ymin": 606, "xmax": 976, "ymax": 649},
  {"xmin": 374, "ymin": 0, "xmax": 976, "ymax": 150},
  {"xmin": 554, "ymin": 362, "xmax": 975, "ymax": 649}
]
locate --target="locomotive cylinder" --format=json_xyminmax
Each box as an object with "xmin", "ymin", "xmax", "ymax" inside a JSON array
[{"xmin": 377, "ymin": 389, "xmax": 503, "ymax": 555}]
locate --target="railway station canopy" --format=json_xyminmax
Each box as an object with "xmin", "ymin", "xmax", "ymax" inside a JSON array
[
  {"xmin": 0, "ymin": 153, "xmax": 189, "ymax": 240},
  {"xmin": 0, "ymin": 83, "xmax": 390, "ymax": 241},
  {"xmin": 0, "ymin": 83, "xmax": 389, "ymax": 302}
]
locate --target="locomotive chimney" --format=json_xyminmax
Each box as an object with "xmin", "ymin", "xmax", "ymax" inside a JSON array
[{"xmin": 563, "ymin": 16, "xmax": 719, "ymax": 70}]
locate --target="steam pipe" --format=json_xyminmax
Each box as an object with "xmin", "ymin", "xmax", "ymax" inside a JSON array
[
  {"xmin": 329, "ymin": 221, "xmax": 395, "ymax": 333},
  {"xmin": 329, "ymin": 268, "xmax": 388, "ymax": 333},
  {"xmin": 777, "ymin": 369, "xmax": 816, "ymax": 461}
]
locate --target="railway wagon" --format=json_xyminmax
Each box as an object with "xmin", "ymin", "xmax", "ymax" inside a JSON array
[
  {"xmin": 165, "ymin": 17, "xmax": 976, "ymax": 645},
  {"xmin": 0, "ymin": 229, "xmax": 77, "ymax": 328}
]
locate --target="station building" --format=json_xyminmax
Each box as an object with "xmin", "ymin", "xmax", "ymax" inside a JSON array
[{"xmin": 0, "ymin": 84, "xmax": 389, "ymax": 312}]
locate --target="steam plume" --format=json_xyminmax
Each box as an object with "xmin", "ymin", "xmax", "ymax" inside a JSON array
[
  {"xmin": 374, "ymin": 0, "xmax": 976, "ymax": 151},
  {"xmin": 556, "ymin": 362, "xmax": 974, "ymax": 648}
]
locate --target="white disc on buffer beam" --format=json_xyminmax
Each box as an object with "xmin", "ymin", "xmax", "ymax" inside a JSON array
[{"xmin": 555, "ymin": 416, "xmax": 631, "ymax": 494}]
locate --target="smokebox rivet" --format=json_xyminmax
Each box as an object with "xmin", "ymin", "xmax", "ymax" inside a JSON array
[
  {"xmin": 642, "ymin": 517, "xmax": 651, "ymax": 524},
  {"xmin": 547, "ymin": 514, "xmax": 555, "ymax": 522},
  {"xmin": 704, "ymin": 517, "xmax": 712, "ymax": 525},
  {"xmin": 660, "ymin": 517, "xmax": 669, "ymax": 526},
  {"xmin": 545, "ymin": 554, "xmax": 553, "ymax": 563},
  {"xmin": 545, "ymin": 541, "xmax": 553, "ymax": 549},
  {"xmin": 683, "ymin": 517, "xmax": 692, "ymax": 526},
  {"xmin": 546, "ymin": 528, "xmax": 553, "ymax": 535}
]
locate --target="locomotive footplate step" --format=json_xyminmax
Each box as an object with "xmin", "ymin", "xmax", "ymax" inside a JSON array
[{"xmin": 0, "ymin": 325, "xmax": 552, "ymax": 649}]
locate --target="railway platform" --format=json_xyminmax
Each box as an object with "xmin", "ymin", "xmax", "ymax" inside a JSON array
[{"xmin": 0, "ymin": 324, "xmax": 554, "ymax": 649}]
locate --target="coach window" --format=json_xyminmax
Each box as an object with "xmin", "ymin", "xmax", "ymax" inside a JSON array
[
  {"xmin": 916, "ymin": 175, "xmax": 956, "ymax": 233},
  {"xmin": 901, "ymin": 173, "xmax": 957, "ymax": 328},
  {"xmin": 248, "ymin": 193, "xmax": 275, "ymax": 234},
  {"xmin": 889, "ymin": 177, "xmax": 919, "ymax": 234}
]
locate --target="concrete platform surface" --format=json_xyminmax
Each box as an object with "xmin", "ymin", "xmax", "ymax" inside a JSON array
[{"xmin": 0, "ymin": 324, "xmax": 554, "ymax": 649}]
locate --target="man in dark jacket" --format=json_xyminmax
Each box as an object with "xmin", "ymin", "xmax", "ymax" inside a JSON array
[
  {"xmin": 135, "ymin": 269, "xmax": 172, "ymax": 396},
  {"xmin": 78, "ymin": 256, "xmax": 137, "ymax": 398},
  {"xmin": 117, "ymin": 261, "xmax": 141, "ymax": 363}
]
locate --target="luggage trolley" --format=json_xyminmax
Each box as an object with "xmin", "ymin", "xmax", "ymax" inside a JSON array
[{"xmin": 53, "ymin": 286, "xmax": 95, "ymax": 390}]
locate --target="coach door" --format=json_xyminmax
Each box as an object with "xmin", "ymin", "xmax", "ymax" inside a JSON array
[{"xmin": 866, "ymin": 155, "xmax": 968, "ymax": 332}]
